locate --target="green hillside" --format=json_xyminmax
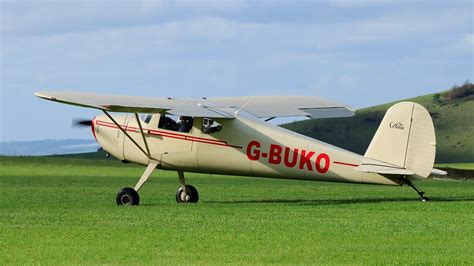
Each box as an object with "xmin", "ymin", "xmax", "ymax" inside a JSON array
[{"xmin": 283, "ymin": 82, "xmax": 474, "ymax": 163}]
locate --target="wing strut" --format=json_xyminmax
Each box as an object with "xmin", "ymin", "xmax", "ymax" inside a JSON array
[
  {"xmin": 102, "ymin": 110, "xmax": 152, "ymax": 159},
  {"xmin": 134, "ymin": 113, "xmax": 151, "ymax": 157}
]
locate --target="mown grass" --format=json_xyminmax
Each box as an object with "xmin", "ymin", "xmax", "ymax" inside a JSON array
[{"xmin": 1, "ymin": 156, "xmax": 473, "ymax": 264}]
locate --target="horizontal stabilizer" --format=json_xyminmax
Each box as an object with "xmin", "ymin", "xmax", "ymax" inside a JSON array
[
  {"xmin": 355, "ymin": 165, "xmax": 448, "ymax": 176},
  {"xmin": 355, "ymin": 165, "xmax": 415, "ymax": 175},
  {"xmin": 431, "ymin": 168, "xmax": 447, "ymax": 176}
]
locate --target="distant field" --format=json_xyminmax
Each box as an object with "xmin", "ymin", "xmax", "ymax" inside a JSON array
[
  {"xmin": 436, "ymin": 163, "xmax": 474, "ymax": 170},
  {"xmin": 1, "ymin": 156, "xmax": 473, "ymax": 264}
]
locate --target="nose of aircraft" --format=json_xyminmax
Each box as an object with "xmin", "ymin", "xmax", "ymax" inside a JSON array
[
  {"xmin": 91, "ymin": 116, "xmax": 97, "ymax": 141},
  {"xmin": 92, "ymin": 114, "xmax": 127, "ymax": 160},
  {"xmin": 72, "ymin": 117, "xmax": 97, "ymax": 141}
]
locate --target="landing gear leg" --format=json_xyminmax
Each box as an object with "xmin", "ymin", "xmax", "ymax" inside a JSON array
[
  {"xmin": 176, "ymin": 171, "xmax": 199, "ymax": 203},
  {"xmin": 116, "ymin": 161, "xmax": 158, "ymax": 206},
  {"xmin": 405, "ymin": 179, "xmax": 430, "ymax": 202}
]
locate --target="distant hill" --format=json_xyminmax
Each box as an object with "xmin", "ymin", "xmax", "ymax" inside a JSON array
[
  {"xmin": 0, "ymin": 139, "xmax": 99, "ymax": 156},
  {"xmin": 283, "ymin": 82, "xmax": 474, "ymax": 163}
]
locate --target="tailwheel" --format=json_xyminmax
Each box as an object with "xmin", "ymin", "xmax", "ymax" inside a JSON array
[
  {"xmin": 116, "ymin": 187, "xmax": 140, "ymax": 206},
  {"xmin": 176, "ymin": 185, "xmax": 199, "ymax": 203},
  {"xmin": 404, "ymin": 179, "xmax": 430, "ymax": 202}
]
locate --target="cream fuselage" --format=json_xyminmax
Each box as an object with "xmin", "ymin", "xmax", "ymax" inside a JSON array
[{"xmin": 94, "ymin": 114, "xmax": 402, "ymax": 186}]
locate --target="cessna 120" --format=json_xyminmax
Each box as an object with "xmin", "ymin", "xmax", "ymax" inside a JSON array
[{"xmin": 35, "ymin": 91, "xmax": 446, "ymax": 205}]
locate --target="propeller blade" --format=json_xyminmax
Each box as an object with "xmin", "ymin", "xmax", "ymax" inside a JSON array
[{"xmin": 72, "ymin": 119, "xmax": 93, "ymax": 128}]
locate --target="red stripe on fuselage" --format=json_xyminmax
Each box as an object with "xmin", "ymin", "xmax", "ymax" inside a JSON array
[
  {"xmin": 333, "ymin": 161, "xmax": 359, "ymax": 167},
  {"xmin": 95, "ymin": 120, "xmax": 243, "ymax": 149}
]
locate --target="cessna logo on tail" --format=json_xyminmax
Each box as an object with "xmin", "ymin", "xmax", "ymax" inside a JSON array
[
  {"xmin": 246, "ymin": 141, "xmax": 330, "ymax": 174},
  {"xmin": 389, "ymin": 122, "xmax": 405, "ymax": 130}
]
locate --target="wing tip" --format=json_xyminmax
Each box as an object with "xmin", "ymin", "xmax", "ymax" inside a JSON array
[{"xmin": 34, "ymin": 92, "xmax": 55, "ymax": 101}]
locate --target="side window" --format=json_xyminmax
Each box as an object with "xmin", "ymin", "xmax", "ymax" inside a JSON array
[
  {"xmin": 139, "ymin": 114, "xmax": 153, "ymax": 124},
  {"xmin": 158, "ymin": 115, "xmax": 194, "ymax": 133},
  {"xmin": 158, "ymin": 115, "xmax": 178, "ymax": 130},
  {"xmin": 202, "ymin": 118, "xmax": 222, "ymax": 134}
]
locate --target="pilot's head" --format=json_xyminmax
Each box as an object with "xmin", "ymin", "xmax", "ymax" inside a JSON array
[{"xmin": 180, "ymin": 116, "xmax": 192, "ymax": 122}]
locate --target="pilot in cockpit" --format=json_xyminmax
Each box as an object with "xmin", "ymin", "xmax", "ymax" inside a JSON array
[{"xmin": 177, "ymin": 116, "xmax": 193, "ymax": 132}]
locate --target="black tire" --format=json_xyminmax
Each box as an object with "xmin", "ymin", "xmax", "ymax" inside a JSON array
[
  {"xmin": 116, "ymin": 187, "xmax": 140, "ymax": 206},
  {"xmin": 176, "ymin": 185, "xmax": 199, "ymax": 203}
]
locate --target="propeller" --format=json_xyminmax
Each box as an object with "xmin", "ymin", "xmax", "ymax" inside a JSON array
[{"xmin": 72, "ymin": 119, "xmax": 93, "ymax": 128}]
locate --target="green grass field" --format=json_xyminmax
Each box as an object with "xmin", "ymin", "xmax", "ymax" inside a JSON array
[
  {"xmin": 436, "ymin": 163, "xmax": 474, "ymax": 170},
  {"xmin": 1, "ymin": 156, "xmax": 473, "ymax": 264}
]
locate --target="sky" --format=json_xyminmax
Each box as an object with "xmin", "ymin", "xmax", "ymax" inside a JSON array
[{"xmin": 1, "ymin": 0, "xmax": 473, "ymax": 141}]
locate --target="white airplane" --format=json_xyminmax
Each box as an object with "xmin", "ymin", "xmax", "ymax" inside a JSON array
[{"xmin": 35, "ymin": 91, "xmax": 446, "ymax": 205}]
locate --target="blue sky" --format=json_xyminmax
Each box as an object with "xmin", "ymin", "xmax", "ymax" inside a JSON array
[{"xmin": 1, "ymin": 0, "xmax": 472, "ymax": 141}]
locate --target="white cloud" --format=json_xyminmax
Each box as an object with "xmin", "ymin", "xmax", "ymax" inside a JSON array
[
  {"xmin": 329, "ymin": 0, "xmax": 396, "ymax": 8},
  {"xmin": 465, "ymin": 34, "xmax": 474, "ymax": 46},
  {"xmin": 1, "ymin": 1, "xmax": 164, "ymax": 35},
  {"xmin": 139, "ymin": 0, "xmax": 165, "ymax": 13},
  {"xmin": 444, "ymin": 33, "xmax": 474, "ymax": 55},
  {"xmin": 3, "ymin": 8, "xmax": 471, "ymax": 73},
  {"xmin": 174, "ymin": 0, "xmax": 248, "ymax": 10},
  {"xmin": 355, "ymin": 7, "xmax": 471, "ymax": 36}
]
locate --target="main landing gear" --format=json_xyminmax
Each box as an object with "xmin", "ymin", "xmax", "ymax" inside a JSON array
[
  {"xmin": 405, "ymin": 179, "xmax": 430, "ymax": 202},
  {"xmin": 116, "ymin": 187, "xmax": 140, "ymax": 205},
  {"xmin": 116, "ymin": 162, "xmax": 199, "ymax": 206},
  {"xmin": 176, "ymin": 171, "xmax": 199, "ymax": 203}
]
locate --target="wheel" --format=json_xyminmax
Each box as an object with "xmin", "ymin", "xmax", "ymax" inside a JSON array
[
  {"xmin": 116, "ymin": 187, "xmax": 140, "ymax": 206},
  {"xmin": 176, "ymin": 185, "xmax": 199, "ymax": 203}
]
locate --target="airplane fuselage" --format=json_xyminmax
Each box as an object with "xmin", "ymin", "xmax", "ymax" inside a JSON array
[{"xmin": 93, "ymin": 114, "xmax": 402, "ymax": 186}]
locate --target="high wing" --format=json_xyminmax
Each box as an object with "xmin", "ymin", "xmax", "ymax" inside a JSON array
[{"xmin": 35, "ymin": 91, "xmax": 354, "ymax": 119}]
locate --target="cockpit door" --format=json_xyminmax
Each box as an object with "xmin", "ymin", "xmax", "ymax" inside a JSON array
[
  {"xmin": 147, "ymin": 114, "xmax": 193, "ymax": 155},
  {"xmin": 122, "ymin": 114, "xmax": 196, "ymax": 169}
]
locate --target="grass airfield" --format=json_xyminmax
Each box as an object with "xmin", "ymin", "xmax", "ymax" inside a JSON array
[
  {"xmin": 436, "ymin": 163, "xmax": 474, "ymax": 170},
  {"xmin": 1, "ymin": 157, "xmax": 473, "ymax": 264}
]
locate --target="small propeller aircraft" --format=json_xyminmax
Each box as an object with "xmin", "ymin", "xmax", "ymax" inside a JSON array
[{"xmin": 35, "ymin": 91, "xmax": 446, "ymax": 205}]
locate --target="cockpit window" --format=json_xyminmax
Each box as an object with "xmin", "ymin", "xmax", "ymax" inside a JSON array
[
  {"xmin": 177, "ymin": 116, "xmax": 194, "ymax": 132},
  {"xmin": 158, "ymin": 115, "xmax": 177, "ymax": 130},
  {"xmin": 158, "ymin": 115, "xmax": 193, "ymax": 133},
  {"xmin": 139, "ymin": 114, "xmax": 153, "ymax": 124},
  {"xmin": 202, "ymin": 118, "xmax": 222, "ymax": 134}
]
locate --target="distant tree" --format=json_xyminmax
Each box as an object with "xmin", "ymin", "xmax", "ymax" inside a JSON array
[{"xmin": 442, "ymin": 81, "xmax": 473, "ymax": 101}]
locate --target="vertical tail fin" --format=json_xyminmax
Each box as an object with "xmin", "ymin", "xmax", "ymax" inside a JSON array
[{"xmin": 360, "ymin": 102, "xmax": 436, "ymax": 178}]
